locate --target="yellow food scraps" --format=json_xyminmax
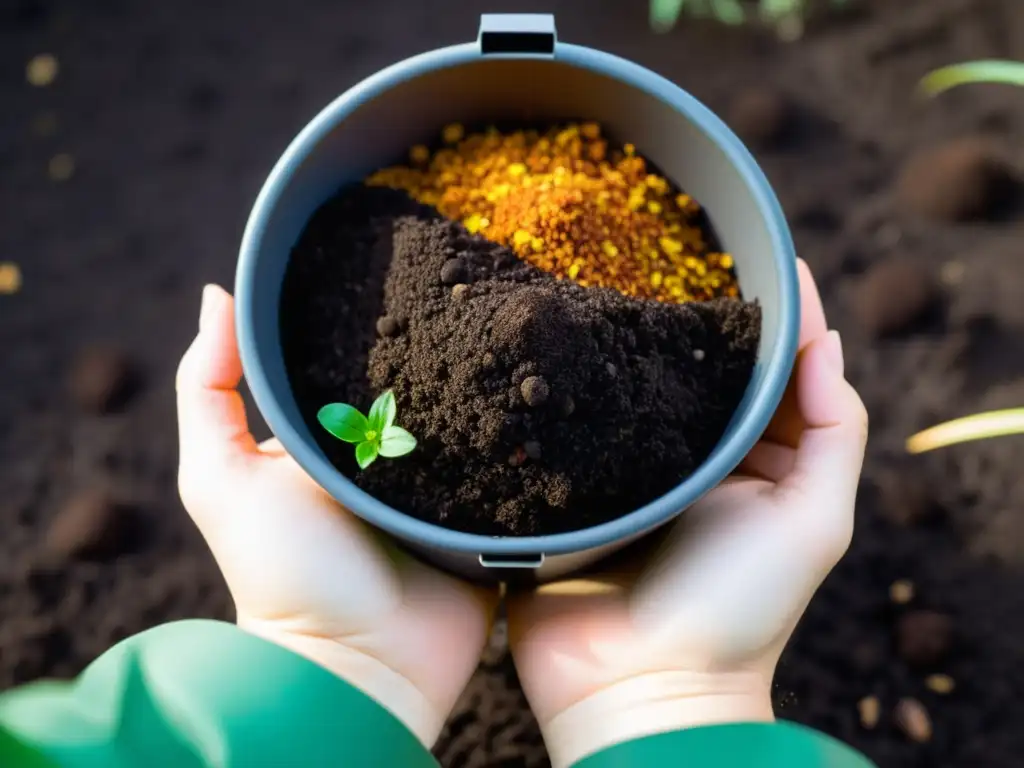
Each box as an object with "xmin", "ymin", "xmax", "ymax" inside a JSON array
[
  {"xmin": 366, "ymin": 122, "xmax": 739, "ymax": 303},
  {"xmin": 26, "ymin": 54, "xmax": 59, "ymax": 87},
  {"xmin": 0, "ymin": 263, "xmax": 23, "ymax": 295},
  {"xmin": 48, "ymin": 153, "xmax": 75, "ymax": 181}
]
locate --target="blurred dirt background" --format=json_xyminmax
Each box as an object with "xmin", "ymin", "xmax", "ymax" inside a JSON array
[{"xmin": 4, "ymin": 0, "xmax": 1024, "ymax": 765}]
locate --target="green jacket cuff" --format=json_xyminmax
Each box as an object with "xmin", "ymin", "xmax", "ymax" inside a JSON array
[
  {"xmin": 0, "ymin": 619, "xmax": 438, "ymax": 768},
  {"xmin": 573, "ymin": 721, "xmax": 877, "ymax": 767}
]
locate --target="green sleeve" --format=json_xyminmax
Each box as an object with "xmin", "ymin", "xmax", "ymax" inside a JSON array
[
  {"xmin": 573, "ymin": 721, "xmax": 877, "ymax": 767},
  {"xmin": 0, "ymin": 619, "xmax": 438, "ymax": 768}
]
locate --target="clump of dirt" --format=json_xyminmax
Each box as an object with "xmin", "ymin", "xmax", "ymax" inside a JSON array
[
  {"xmin": 67, "ymin": 346, "xmax": 140, "ymax": 414},
  {"xmin": 280, "ymin": 186, "xmax": 761, "ymax": 536},
  {"xmin": 44, "ymin": 487, "xmax": 139, "ymax": 561},
  {"xmin": 851, "ymin": 259, "xmax": 941, "ymax": 338},
  {"xmin": 895, "ymin": 138, "xmax": 1016, "ymax": 222},
  {"xmin": 727, "ymin": 87, "xmax": 794, "ymax": 150},
  {"xmin": 873, "ymin": 461, "xmax": 942, "ymax": 528},
  {"xmin": 896, "ymin": 610, "xmax": 954, "ymax": 667}
]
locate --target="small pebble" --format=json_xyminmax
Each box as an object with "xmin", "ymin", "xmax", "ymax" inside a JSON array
[
  {"xmin": 26, "ymin": 53, "xmax": 59, "ymax": 86},
  {"xmin": 68, "ymin": 345, "xmax": 138, "ymax": 413},
  {"xmin": 521, "ymin": 375, "xmax": 550, "ymax": 407},
  {"xmin": 925, "ymin": 674, "xmax": 956, "ymax": 695},
  {"xmin": 0, "ymin": 262, "xmax": 22, "ymax": 294},
  {"xmin": 890, "ymin": 579, "xmax": 915, "ymax": 604},
  {"xmin": 897, "ymin": 610, "xmax": 953, "ymax": 666},
  {"xmin": 858, "ymin": 696, "xmax": 880, "ymax": 729},
  {"xmin": 523, "ymin": 441, "xmax": 542, "ymax": 461},
  {"xmin": 481, "ymin": 351, "xmax": 497, "ymax": 369},
  {"xmin": 508, "ymin": 446, "xmax": 527, "ymax": 467},
  {"xmin": 894, "ymin": 698, "xmax": 932, "ymax": 743},
  {"xmin": 559, "ymin": 394, "xmax": 576, "ymax": 418},
  {"xmin": 693, "ymin": 348, "xmax": 706, "ymax": 361},
  {"xmin": 440, "ymin": 258, "xmax": 467, "ymax": 285},
  {"xmin": 852, "ymin": 259, "xmax": 939, "ymax": 338},
  {"xmin": 48, "ymin": 153, "xmax": 75, "ymax": 181},
  {"xmin": 939, "ymin": 260, "xmax": 965, "ymax": 287},
  {"xmin": 452, "ymin": 283, "xmax": 470, "ymax": 300},
  {"xmin": 376, "ymin": 315, "xmax": 400, "ymax": 337},
  {"xmin": 605, "ymin": 362, "xmax": 617, "ymax": 377}
]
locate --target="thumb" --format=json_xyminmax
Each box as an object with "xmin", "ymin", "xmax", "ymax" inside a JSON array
[
  {"xmin": 779, "ymin": 331, "xmax": 868, "ymax": 560},
  {"xmin": 175, "ymin": 285, "xmax": 258, "ymax": 475}
]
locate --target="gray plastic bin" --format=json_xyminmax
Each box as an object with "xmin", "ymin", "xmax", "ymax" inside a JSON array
[{"xmin": 235, "ymin": 14, "xmax": 800, "ymax": 583}]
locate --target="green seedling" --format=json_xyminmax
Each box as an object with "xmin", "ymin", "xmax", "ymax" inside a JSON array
[
  {"xmin": 920, "ymin": 60, "xmax": 1024, "ymax": 97},
  {"xmin": 905, "ymin": 60, "xmax": 1024, "ymax": 454},
  {"xmin": 317, "ymin": 390, "xmax": 417, "ymax": 470},
  {"xmin": 650, "ymin": 0, "xmax": 848, "ymax": 33},
  {"xmin": 907, "ymin": 408, "xmax": 1024, "ymax": 454}
]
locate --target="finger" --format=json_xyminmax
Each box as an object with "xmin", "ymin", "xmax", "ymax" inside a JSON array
[
  {"xmin": 778, "ymin": 331, "xmax": 868, "ymax": 560},
  {"xmin": 176, "ymin": 285, "xmax": 258, "ymax": 472},
  {"xmin": 796, "ymin": 258, "xmax": 827, "ymax": 348},
  {"xmin": 762, "ymin": 259, "xmax": 829, "ymax": 448},
  {"xmin": 259, "ymin": 437, "xmax": 288, "ymax": 457}
]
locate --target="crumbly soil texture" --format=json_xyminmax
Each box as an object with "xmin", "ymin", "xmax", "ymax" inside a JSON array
[
  {"xmin": 5, "ymin": 1, "xmax": 1024, "ymax": 767},
  {"xmin": 279, "ymin": 187, "xmax": 760, "ymax": 536}
]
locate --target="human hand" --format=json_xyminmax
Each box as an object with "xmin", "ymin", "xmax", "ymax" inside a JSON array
[
  {"xmin": 175, "ymin": 284, "xmax": 498, "ymax": 747},
  {"xmin": 507, "ymin": 260, "xmax": 868, "ymax": 767}
]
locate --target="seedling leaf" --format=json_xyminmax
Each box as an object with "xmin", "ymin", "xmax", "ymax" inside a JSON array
[
  {"xmin": 650, "ymin": 0, "xmax": 685, "ymax": 31},
  {"xmin": 920, "ymin": 60, "xmax": 1024, "ymax": 97},
  {"xmin": 368, "ymin": 390, "xmax": 397, "ymax": 432},
  {"xmin": 318, "ymin": 391, "xmax": 416, "ymax": 470},
  {"xmin": 356, "ymin": 440, "xmax": 379, "ymax": 469},
  {"xmin": 317, "ymin": 403, "xmax": 369, "ymax": 444},
  {"xmin": 906, "ymin": 408, "xmax": 1024, "ymax": 454},
  {"xmin": 379, "ymin": 425, "xmax": 417, "ymax": 458}
]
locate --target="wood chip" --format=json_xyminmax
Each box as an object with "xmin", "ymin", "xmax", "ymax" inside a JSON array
[
  {"xmin": 894, "ymin": 697, "xmax": 932, "ymax": 743},
  {"xmin": 0, "ymin": 263, "xmax": 22, "ymax": 294},
  {"xmin": 858, "ymin": 695, "xmax": 880, "ymax": 729},
  {"xmin": 890, "ymin": 579, "xmax": 915, "ymax": 604},
  {"xmin": 925, "ymin": 673, "xmax": 956, "ymax": 694},
  {"xmin": 48, "ymin": 153, "xmax": 75, "ymax": 181},
  {"xmin": 26, "ymin": 54, "xmax": 59, "ymax": 87}
]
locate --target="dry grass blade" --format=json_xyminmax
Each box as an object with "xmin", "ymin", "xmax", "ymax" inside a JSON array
[{"xmin": 906, "ymin": 408, "xmax": 1024, "ymax": 454}]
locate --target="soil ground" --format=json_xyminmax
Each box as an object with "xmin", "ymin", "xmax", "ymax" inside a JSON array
[{"xmin": 3, "ymin": 0, "xmax": 1024, "ymax": 765}]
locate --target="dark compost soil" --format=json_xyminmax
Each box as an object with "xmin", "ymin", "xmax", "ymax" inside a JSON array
[
  {"xmin": 4, "ymin": 1, "xmax": 1024, "ymax": 766},
  {"xmin": 279, "ymin": 186, "xmax": 760, "ymax": 536}
]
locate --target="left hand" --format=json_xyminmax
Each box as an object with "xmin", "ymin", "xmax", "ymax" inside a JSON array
[{"xmin": 175, "ymin": 284, "xmax": 498, "ymax": 747}]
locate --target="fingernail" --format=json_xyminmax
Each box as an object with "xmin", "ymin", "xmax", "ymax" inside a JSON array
[
  {"xmin": 199, "ymin": 285, "xmax": 217, "ymax": 333},
  {"xmin": 823, "ymin": 330, "xmax": 844, "ymax": 376}
]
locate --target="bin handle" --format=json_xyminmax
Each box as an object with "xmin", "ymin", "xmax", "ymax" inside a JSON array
[
  {"xmin": 478, "ymin": 14, "xmax": 557, "ymax": 58},
  {"xmin": 478, "ymin": 552, "xmax": 546, "ymax": 569}
]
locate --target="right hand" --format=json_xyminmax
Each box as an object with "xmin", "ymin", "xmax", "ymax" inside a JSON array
[{"xmin": 507, "ymin": 260, "xmax": 868, "ymax": 767}]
